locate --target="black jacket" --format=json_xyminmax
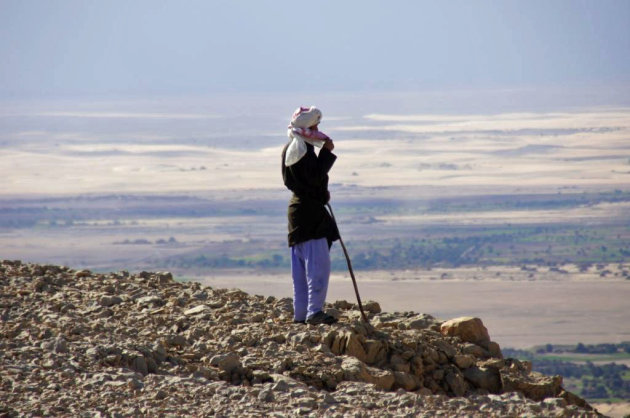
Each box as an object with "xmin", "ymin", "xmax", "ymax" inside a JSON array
[{"xmin": 281, "ymin": 142, "xmax": 340, "ymax": 247}]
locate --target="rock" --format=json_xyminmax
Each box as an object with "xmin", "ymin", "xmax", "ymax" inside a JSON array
[
  {"xmin": 418, "ymin": 387, "xmax": 433, "ymax": 396},
  {"xmin": 269, "ymin": 374, "xmax": 305, "ymax": 391},
  {"xmin": 251, "ymin": 313, "xmax": 264, "ymax": 323},
  {"xmin": 464, "ymin": 366, "xmax": 501, "ymax": 394},
  {"xmin": 74, "ymin": 269, "xmax": 91, "ymax": 278},
  {"xmin": 155, "ymin": 272, "xmax": 173, "ymax": 284},
  {"xmin": 411, "ymin": 355, "xmax": 424, "ymax": 377},
  {"xmin": 341, "ymin": 357, "xmax": 395, "ymax": 390},
  {"xmin": 209, "ymin": 353, "xmax": 241, "ymax": 373},
  {"xmin": 461, "ymin": 343, "xmax": 487, "ymax": 358},
  {"xmin": 434, "ymin": 339, "xmax": 457, "ymax": 359},
  {"xmin": 272, "ymin": 380, "xmax": 289, "ymax": 392},
  {"xmin": 99, "ymin": 295, "xmax": 122, "ymax": 307},
  {"xmin": 390, "ymin": 354, "xmax": 410, "ymax": 373},
  {"xmin": 333, "ymin": 300, "xmax": 353, "ymax": 310},
  {"xmin": 128, "ymin": 378, "xmax": 144, "ymax": 390},
  {"xmin": 479, "ymin": 358, "xmax": 505, "ymax": 370},
  {"xmin": 258, "ymin": 389, "xmax": 274, "ymax": 402},
  {"xmin": 520, "ymin": 360, "xmax": 533, "ymax": 373},
  {"xmin": 440, "ymin": 317, "xmax": 490, "ymax": 346},
  {"xmin": 163, "ymin": 334, "xmax": 188, "ymax": 348},
  {"xmin": 329, "ymin": 330, "xmax": 368, "ymax": 363},
  {"xmin": 53, "ymin": 337, "xmax": 68, "ymax": 354},
  {"xmin": 402, "ymin": 313, "xmax": 439, "ymax": 330},
  {"xmin": 184, "ymin": 305, "xmax": 211, "ymax": 316},
  {"xmin": 362, "ymin": 300, "xmax": 381, "ymax": 314},
  {"xmin": 394, "ymin": 371, "xmax": 418, "ymax": 391},
  {"xmin": 225, "ymin": 289, "xmax": 247, "ymax": 299},
  {"xmin": 445, "ymin": 371, "xmax": 467, "ymax": 396},
  {"xmin": 193, "ymin": 366, "xmax": 218, "ymax": 380},
  {"xmin": 295, "ymin": 396, "xmax": 316, "ymax": 409},
  {"xmin": 501, "ymin": 370, "xmax": 563, "ymax": 402},
  {"xmin": 363, "ymin": 339, "xmax": 387, "ymax": 365},
  {"xmin": 137, "ymin": 295, "xmax": 164, "ymax": 307},
  {"xmin": 486, "ymin": 341, "xmax": 503, "ymax": 358},
  {"xmin": 558, "ymin": 390, "xmax": 591, "ymax": 409},
  {"xmin": 453, "ymin": 354, "xmax": 475, "ymax": 369},
  {"xmin": 251, "ymin": 370, "xmax": 271, "ymax": 384},
  {"xmin": 130, "ymin": 356, "xmax": 148, "ymax": 376},
  {"xmin": 192, "ymin": 290, "xmax": 208, "ymax": 300},
  {"xmin": 151, "ymin": 342, "xmax": 167, "ymax": 363},
  {"xmin": 543, "ymin": 397, "xmax": 567, "ymax": 408},
  {"xmin": 322, "ymin": 393, "xmax": 337, "ymax": 404},
  {"xmin": 371, "ymin": 312, "xmax": 402, "ymax": 329}
]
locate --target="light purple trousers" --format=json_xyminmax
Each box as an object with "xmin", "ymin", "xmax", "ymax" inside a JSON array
[{"xmin": 291, "ymin": 237, "xmax": 331, "ymax": 321}]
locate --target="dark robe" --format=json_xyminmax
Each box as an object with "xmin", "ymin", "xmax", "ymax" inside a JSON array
[{"xmin": 281, "ymin": 142, "xmax": 340, "ymax": 247}]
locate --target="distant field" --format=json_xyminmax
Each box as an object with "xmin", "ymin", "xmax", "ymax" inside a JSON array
[
  {"xmin": 537, "ymin": 353, "xmax": 630, "ymax": 365},
  {"xmin": 2, "ymin": 190, "xmax": 628, "ymax": 274}
]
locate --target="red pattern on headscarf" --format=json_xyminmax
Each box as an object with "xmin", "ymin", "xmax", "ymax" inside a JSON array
[
  {"xmin": 290, "ymin": 126, "xmax": 329, "ymax": 141},
  {"xmin": 292, "ymin": 107, "xmax": 311, "ymax": 119}
]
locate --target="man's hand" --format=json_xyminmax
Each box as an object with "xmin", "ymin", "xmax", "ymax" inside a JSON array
[{"xmin": 323, "ymin": 139, "xmax": 334, "ymax": 151}]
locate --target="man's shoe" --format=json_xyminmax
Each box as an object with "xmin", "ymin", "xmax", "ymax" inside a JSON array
[
  {"xmin": 306, "ymin": 311, "xmax": 338, "ymax": 325},
  {"xmin": 293, "ymin": 319, "xmax": 306, "ymax": 324}
]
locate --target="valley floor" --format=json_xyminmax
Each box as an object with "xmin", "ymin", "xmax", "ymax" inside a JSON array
[{"xmin": 200, "ymin": 267, "xmax": 630, "ymax": 349}]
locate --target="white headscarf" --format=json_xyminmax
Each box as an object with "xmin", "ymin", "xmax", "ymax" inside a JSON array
[{"xmin": 284, "ymin": 106, "xmax": 330, "ymax": 167}]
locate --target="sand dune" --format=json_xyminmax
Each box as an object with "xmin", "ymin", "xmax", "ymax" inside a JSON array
[{"xmin": 1, "ymin": 106, "xmax": 629, "ymax": 196}]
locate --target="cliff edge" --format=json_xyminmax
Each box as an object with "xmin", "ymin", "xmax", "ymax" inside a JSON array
[{"xmin": 0, "ymin": 260, "xmax": 600, "ymax": 417}]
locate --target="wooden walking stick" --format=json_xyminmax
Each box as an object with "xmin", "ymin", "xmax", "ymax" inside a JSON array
[{"xmin": 326, "ymin": 203, "xmax": 370, "ymax": 324}]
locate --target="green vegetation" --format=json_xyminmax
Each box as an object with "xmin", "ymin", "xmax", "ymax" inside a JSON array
[
  {"xmin": 2, "ymin": 190, "xmax": 629, "ymax": 272},
  {"xmin": 161, "ymin": 222, "xmax": 630, "ymax": 272},
  {"xmin": 165, "ymin": 253, "xmax": 289, "ymax": 269},
  {"xmin": 504, "ymin": 343, "xmax": 630, "ymax": 403},
  {"xmin": 159, "ymin": 225, "xmax": 630, "ymax": 272},
  {"xmin": 157, "ymin": 191, "xmax": 629, "ymax": 271},
  {"xmin": 423, "ymin": 190, "xmax": 630, "ymax": 214},
  {"xmin": 0, "ymin": 194, "xmax": 282, "ymax": 229},
  {"xmin": 336, "ymin": 224, "xmax": 630, "ymax": 269}
]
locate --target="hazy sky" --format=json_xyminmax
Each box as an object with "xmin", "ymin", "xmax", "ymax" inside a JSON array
[{"xmin": 1, "ymin": 0, "xmax": 629, "ymax": 98}]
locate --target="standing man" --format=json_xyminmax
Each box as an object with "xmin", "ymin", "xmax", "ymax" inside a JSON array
[{"xmin": 281, "ymin": 106, "xmax": 339, "ymax": 325}]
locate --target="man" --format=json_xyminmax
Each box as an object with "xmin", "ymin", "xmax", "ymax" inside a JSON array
[{"xmin": 281, "ymin": 106, "xmax": 339, "ymax": 325}]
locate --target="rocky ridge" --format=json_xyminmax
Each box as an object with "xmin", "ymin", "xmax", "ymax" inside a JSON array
[{"xmin": 0, "ymin": 260, "xmax": 600, "ymax": 417}]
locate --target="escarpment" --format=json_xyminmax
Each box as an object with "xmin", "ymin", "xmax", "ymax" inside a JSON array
[{"xmin": 0, "ymin": 260, "xmax": 598, "ymax": 417}]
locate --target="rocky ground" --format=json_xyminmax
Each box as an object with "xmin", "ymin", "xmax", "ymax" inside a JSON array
[{"xmin": 0, "ymin": 260, "xmax": 602, "ymax": 417}]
